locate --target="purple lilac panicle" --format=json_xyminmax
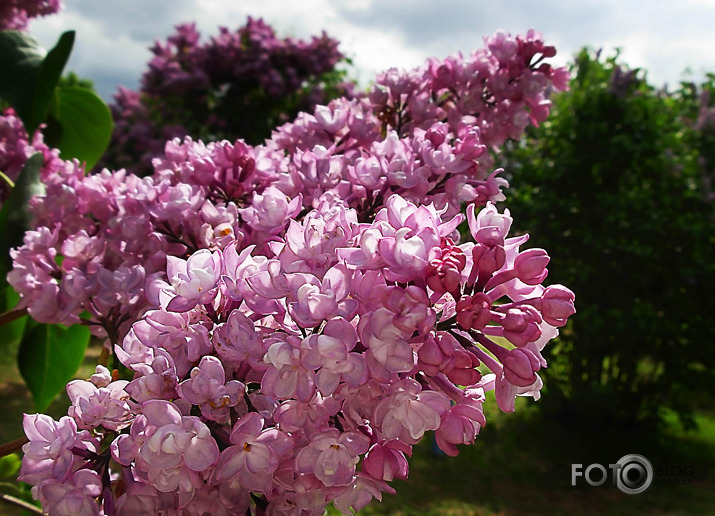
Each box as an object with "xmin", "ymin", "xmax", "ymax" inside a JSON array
[
  {"xmin": 98, "ymin": 18, "xmax": 354, "ymax": 176},
  {"xmin": 14, "ymin": 30, "xmax": 575, "ymax": 515},
  {"xmin": 0, "ymin": 0, "xmax": 61, "ymax": 30}
]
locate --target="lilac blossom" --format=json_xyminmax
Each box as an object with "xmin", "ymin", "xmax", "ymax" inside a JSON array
[
  {"xmin": 164, "ymin": 249, "xmax": 223, "ymax": 312},
  {"xmin": 97, "ymin": 18, "xmax": 354, "ymax": 176},
  {"xmin": 36, "ymin": 469, "xmax": 102, "ymax": 516},
  {"xmin": 66, "ymin": 366, "xmax": 133, "ymax": 431},
  {"xmin": 112, "ymin": 400, "xmax": 219, "ymax": 497},
  {"xmin": 177, "ymin": 356, "xmax": 245, "ymax": 424},
  {"xmin": 295, "ymin": 429, "xmax": 370, "ymax": 486},
  {"xmin": 374, "ymin": 379, "xmax": 451, "ymax": 443},
  {"xmin": 12, "ymin": 30, "xmax": 576, "ymax": 514},
  {"xmin": 215, "ymin": 413, "xmax": 292, "ymax": 495},
  {"xmin": 19, "ymin": 414, "xmax": 98, "ymax": 487}
]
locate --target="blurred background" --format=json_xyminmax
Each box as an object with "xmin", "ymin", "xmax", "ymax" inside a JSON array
[{"xmin": 27, "ymin": 0, "xmax": 715, "ymax": 101}]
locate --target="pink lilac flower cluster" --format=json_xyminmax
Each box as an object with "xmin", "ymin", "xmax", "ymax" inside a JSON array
[
  {"xmin": 16, "ymin": 31, "xmax": 575, "ymax": 515},
  {"xmin": 97, "ymin": 18, "xmax": 355, "ymax": 176},
  {"xmin": 694, "ymin": 90, "xmax": 715, "ymax": 209},
  {"xmin": 0, "ymin": 0, "xmax": 60, "ymax": 30},
  {"xmin": 0, "ymin": 108, "xmax": 64, "ymax": 205}
]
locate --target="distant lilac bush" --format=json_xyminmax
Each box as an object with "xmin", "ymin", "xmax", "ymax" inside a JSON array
[
  {"xmin": 14, "ymin": 30, "xmax": 575, "ymax": 514},
  {"xmin": 98, "ymin": 18, "xmax": 355, "ymax": 176},
  {"xmin": 0, "ymin": 0, "xmax": 60, "ymax": 31}
]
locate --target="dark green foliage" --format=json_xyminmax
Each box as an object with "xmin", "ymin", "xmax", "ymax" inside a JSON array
[
  {"xmin": 18, "ymin": 320, "xmax": 90, "ymax": 412},
  {"xmin": 502, "ymin": 49, "xmax": 715, "ymax": 429},
  {"xmin": 0, "ymin": 30, "xmax": 73, "ymax": 135},
  {"xmin": 0, "ymin": 29, "xmax": 113, "ymax": 169}
]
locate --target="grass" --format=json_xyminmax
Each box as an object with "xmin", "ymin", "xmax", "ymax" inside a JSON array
[{"xmin": 347, "ymin": 391, "xmax": 715, "ymax": 516}]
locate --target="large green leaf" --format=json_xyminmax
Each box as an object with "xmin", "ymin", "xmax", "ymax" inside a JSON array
[
  {"xmin": 18, "ymin": 322, "xmax": 90, "ymax": 412},
  {"xmin": 0, "ymin": 30, "xmax": 74, "ymax": 134},
  {"xmin": 45, "ymin": 86, "xmax": 114, "ymax": 169},
  {"xmin": 33, "ymin": 31, "xmax": 75, "ymax": 132},
  {"xmin": 0, "ymin": 31, "xmax": 45, "ymax": 128}
]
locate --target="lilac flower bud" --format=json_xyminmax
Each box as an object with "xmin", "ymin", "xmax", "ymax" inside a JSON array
[
  {"xmin": 456, "ymin": 293, "xmax": 492, "ymax": 331},
  {"xmin": 426, "ymin": 239, "xmax": 467, "ymax": 294},
  {"xmin": 502, "ymin": 348, "xmax": 541, "ymax": 387},
  {"xmin": 435, "ymin": 399, "xmax": 486, "ymax": 456},
  {"xmin": 501, "ymin": 306, "xmax": 543, "ymax": 347},
  {"xmin": 541, "ymin": 285, "xmax": 576, "ymax": 327},
  {"xmin": 514, "ymin": 248, "xmax": 550, "ymax": 285}
]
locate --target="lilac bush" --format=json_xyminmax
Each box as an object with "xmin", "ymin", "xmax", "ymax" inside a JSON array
[
  {"xmin": 0, "ymin": 0, "xmax": 60, "ymax": 31},
  {"xmin": 98, "ymin": 18, "xmax": 355, "ymax": 177},
  {"xmin": 14, "ymin": 30, "xmax": 574, "ymax": 514}
]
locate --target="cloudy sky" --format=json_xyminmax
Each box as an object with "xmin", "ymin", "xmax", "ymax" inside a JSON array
[{"xmin": 28, "ymin": 0, "xmax": 715, "ymax": 101}]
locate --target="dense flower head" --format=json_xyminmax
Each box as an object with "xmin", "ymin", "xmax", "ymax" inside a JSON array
[
  {"xmin": 0, "ymin": 108, "xmax": 65, "ymax": 206},
  {"xmin": 13, "ymin": 30, "xmax": 574, "ymax": 514}
]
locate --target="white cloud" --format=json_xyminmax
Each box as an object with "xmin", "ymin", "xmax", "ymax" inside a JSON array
[{"xmin": 24, "ymin": 0, "xmax": 715, "ymax": 101}]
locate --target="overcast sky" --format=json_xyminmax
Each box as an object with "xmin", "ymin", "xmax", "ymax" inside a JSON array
[{"xmin": 28, "ymin": 0, "xmax": 715, "ymax": 101}]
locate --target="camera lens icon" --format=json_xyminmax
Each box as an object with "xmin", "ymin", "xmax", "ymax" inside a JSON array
[{"xmin": 615, "ymin": 454, "xmax": 653, "ymax": 494}]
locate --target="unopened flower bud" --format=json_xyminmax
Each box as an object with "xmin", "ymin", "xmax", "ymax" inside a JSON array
[
  {"xmin": 514, "ymin": 248, "xmax": 549, "ymax": 285},
  {"xmin": 502, "ymin": 348, "xmax": 540, "ymax": 387},
  {"xmin": 501, "ymin": 306, "xmax": 542, "ymax": 346},
  {"xmin": 456, "ymin": 293, "xmax": 492, "ymax": 331},
  {"xmin": 541, "ymin": 285, "xmax": 576, "ymax": 327}
]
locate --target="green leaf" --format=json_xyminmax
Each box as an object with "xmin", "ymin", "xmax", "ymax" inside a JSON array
[
  {"xmin": 0, "ymin": 31, "xmax": 45, "ymax": 129},
  {"xmin": 0, "ymin": 454, "xmax": 21, "ymax": 478},
  {"xmin": 45, "ymin": 86, "xmax": 113, "ymax": 169},
  {"xmin": 2, "ymin": 152, "xmax": 44, "ymax": 237},
  {"xmin": 32, "ymin": 31, "xmax": 75, "ymax": 132},
  {"xmin": 0, "ymin": 152, "xmax": 44, "ymax": 287},
  {"xmin": 18, "ymin": 322, "xmax": 90, "ymax": 412},
  {"xmin": 0, "ymin": 287, "xmax": 28, "ymax": 350},
  {"xmin": 0, "ymin": 30, "xmax": 75, "ymax": 134}
]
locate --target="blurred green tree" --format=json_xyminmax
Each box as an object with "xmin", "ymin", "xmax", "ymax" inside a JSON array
[{"xmin": 501, "ymin": 49, "xmax": 715, "ymax": 429}]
